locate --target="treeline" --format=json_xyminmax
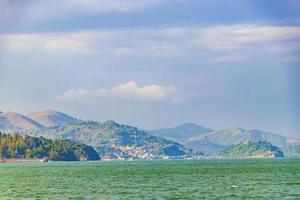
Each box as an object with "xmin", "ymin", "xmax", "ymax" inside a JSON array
[{"xmin": 0, "ymin": 132, "xmax": 100, "ymax": 161}]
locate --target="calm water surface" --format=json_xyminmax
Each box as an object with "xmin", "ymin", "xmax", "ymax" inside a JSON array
[{"xmin": 0, "ymin": 159, "xmax": 299, "ymax": 199}]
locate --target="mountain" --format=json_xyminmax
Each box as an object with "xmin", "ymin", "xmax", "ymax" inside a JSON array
[
  {"xmin": 148, "ymin": 123, "xmax": 213, "ymax": 143},
  {"xmin": 185, "ymin": 128, "xmax": 299, "ymax": 150},
  {"xmin": 0, "ymin": 111, "xmax": 45, "ymax": 132},
  {"xmin": 27, "ymin": 110, "xmax": 76, "ymax": 128},
  {"xmin": 34, "ymin": 120, "xmax": 193, "ymax": 160},
  {"xmin": 0, "ymin": 132, "xmax": 100, "ymax": 161},
  {"xmin": 222, "ymin": 141, "xmax": 284, "ymax": 158},
  {"xmin": 2, "ymin": 110, "xmax": 299, "ymax": 158}
]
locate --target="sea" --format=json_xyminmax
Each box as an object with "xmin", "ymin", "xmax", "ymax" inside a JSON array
[{"xmin": 0, "ymin": 159, "xmax": 299, "ymax": 199}]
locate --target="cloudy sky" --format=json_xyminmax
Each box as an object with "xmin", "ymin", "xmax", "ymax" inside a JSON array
[{"xmin": 0, "ymin": 0, "xmax": 300, "ymax": 137}]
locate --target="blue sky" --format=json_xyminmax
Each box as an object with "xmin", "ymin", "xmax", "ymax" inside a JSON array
[{"xmin": 0, "ymin": 0, "xmax": 300, "ymax": 137}]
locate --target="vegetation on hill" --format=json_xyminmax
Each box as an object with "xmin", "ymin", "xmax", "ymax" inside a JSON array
[
  {"xmin": 35, "ymin": 120, "xmax": 193, "ymax": 159},
  {"xmin": 2, "ymin": 110, "xmax": 300, "ymax": 158},
  {"xmin": 0, "ymin": 132, "xmax": 100, "ymax": 161},
  {"xmin": 222, "ymin": 141, "xmax": 284, "ymax": 158}
]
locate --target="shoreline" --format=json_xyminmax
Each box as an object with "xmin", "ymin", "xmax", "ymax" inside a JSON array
[
  {"xmin": 0, "ymin": 157, "xmax": 290, "ymax": 164},
  {"xmin": 0, "ymin": 159, "xmax": 41, "ymax": 163}
]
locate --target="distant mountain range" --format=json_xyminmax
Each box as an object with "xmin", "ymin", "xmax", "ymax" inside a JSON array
[
  {"xmin": 150, "ymin": 125, "xmax": 300, "ymax": 156},
  {"xmin": 184, "ymin": 127, "xmax": 299, "ymax": 150},
  {"xmin": 1, "ymin": 110, "xmax": 300, "ymax": 159}
]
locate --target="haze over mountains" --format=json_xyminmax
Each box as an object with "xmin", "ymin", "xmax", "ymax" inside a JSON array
[
  {"xmin": 0, "ymin": 111, "xmax": 44, "ymax": 132},
  {"xmin": 148, "ymin": 123, "xmax": 300, "ymax": 156},
  {"xmin": 148, "ymin": 123, "xmax": 213, "ymax": 143},
  {"xmin": 184, "ymin": 128, "xmax": 298, "ymax": 149},
  {"xmin": 0, "ymin": 110, "xmax": 300, "ymax": 158},
  {"xmin": 0, "ymin": 110, "xmax": 76, "ymax": 131},
  {"xmin": 28, "ymin": 111, "xmax": 76, "ymax": 127}
]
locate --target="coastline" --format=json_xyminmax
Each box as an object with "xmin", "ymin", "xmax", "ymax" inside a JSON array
[{"xmin": 0, "ymin": 159, "xmax": 41, "ymax": 163}]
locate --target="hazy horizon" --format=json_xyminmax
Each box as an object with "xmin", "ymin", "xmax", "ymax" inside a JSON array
[{"xmin": 1, "ymin": 0, "xmax": 300, "ymax": 137}]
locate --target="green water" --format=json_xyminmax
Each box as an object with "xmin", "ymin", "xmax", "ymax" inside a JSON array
[{"xmin": 0, "ymin": 159, "xmax": 299, "ymax": 199}]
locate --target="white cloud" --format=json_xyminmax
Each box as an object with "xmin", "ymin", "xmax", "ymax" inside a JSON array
[
  {"xmin": 44, "ymin": 37, "xmax": 89, "ymax": 52},
  {"xmin": 2, "ymin": 32, "xmax": 101, "ymax": 53},
  {"xmin": 1, "ymin": 24, "xmax": 300, "ymax": 61},
  {"xmin": 198, "ymin": 25, "xmax": 300, "ymax": 50},
  {"xmin": 58, "ymin": 81, "xmax": 181, "ymax": 103},
  {"xmin": 1, "ymin": 28, "xmax": 190, "ymax": 57}
]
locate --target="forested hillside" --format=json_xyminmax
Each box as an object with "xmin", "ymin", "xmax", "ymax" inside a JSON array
[
  {"xmin": 36, "ymin": 120, "xmax": 193, "ymax": 159},
  {"xmin": 0, "ymin": 132, "xmax": 100, "ymax": 161},
  {"xmin": 222, "ymin": 141, "xmax": 284, "ymax": 158}
]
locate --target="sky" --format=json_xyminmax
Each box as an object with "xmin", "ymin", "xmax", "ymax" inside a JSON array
[{"xmin": 0, "ymin": 0, "xmax": 300, "ymax": 137}]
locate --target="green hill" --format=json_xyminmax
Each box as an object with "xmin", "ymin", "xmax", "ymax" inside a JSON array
[
  {"xmin": 222, "ymin": 141, "xmax": 284, "ymax": 158},
  {"xmin": 34, "ymin": 120, "xmax": 193, "ymax": 159},
  {"xmin": 0, "ymin": 132, "xmax": 100, "ymax": 161}
]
